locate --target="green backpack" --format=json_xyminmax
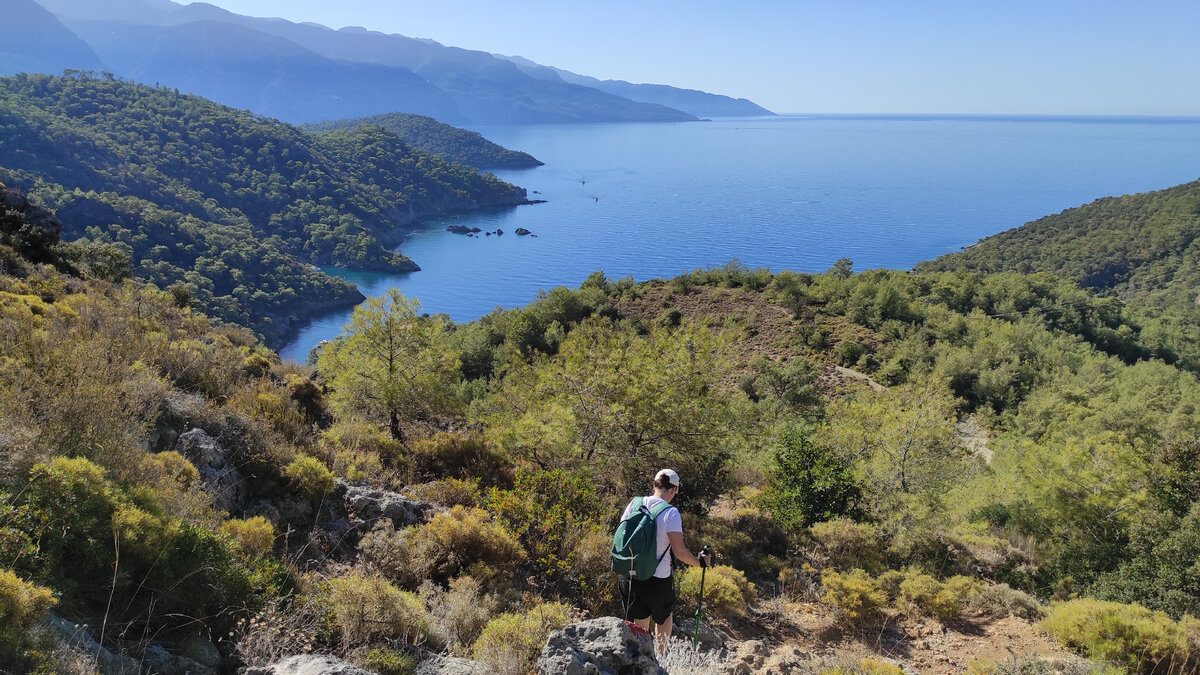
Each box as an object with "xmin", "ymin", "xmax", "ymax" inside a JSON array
[{"xmin": 611, "ymin": 497, "xmax": 673, "ymax": 580}]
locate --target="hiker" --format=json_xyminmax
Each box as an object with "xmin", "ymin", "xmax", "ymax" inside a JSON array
[{"xmin": 614, "ymin": 468, "xmax": 712, "ymax": 655}]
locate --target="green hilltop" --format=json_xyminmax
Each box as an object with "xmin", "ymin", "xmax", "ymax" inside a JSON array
[
  {"xmin": 0, "ymin": 71, "xmax": 529, "ymax": 344},
  {"xmin": 303, "ymin": 112, "xmax": 543, "ymax": 170}
]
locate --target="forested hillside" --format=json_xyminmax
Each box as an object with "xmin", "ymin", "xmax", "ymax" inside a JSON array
[
  {"xmin": 918, "ymin": 179, "xmax": 1200, "ymax": 371},
  {"xmin": 0, "ymin": 71, "xmax": 529, "ymax": 344},
  {"xmin": 5, "ymin": 176, "xmax": 1200, "ymax": 671},
  {"xmin": 303, "ymin": 112, "xmax": 543, "ymax": 169}
]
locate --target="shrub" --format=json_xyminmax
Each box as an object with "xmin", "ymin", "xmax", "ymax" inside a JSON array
[
  {"xmin": 323, "ymin": 573, "xmax": 436, "ymax": 650},
  {"xmin": 877, "ymin": 569, "xmax": 905, "ymax": 602},
  {"xmin": 406, "ymin": 478, "xmax": 480, "ymax": 508},
  {"xmin": 898, "ymin": 571, "xmax": 981, "ymax": 621},
  {"xmin": 426, "ymin": 576, "xmax": 497, "ymax": 654},
  {"xmin": 362, "ymin": 648, "xmax": 417, "ymax": 675},
  {"xmin": 411, "ymin": 433, "xmax": 513, "ymax": 488},
  {"xmin": 331, "ymin": 448, "xmax": 386, "ymax": 482},
  {"xmin": 220, "ymin": 517, "xmax": 276, "ymax": 558},
  {"xmin": 820, "ymin": 657, "xmax": 906, "ymax": 675},
  {"xmin": 969, "ymin": 583, "xmax": 1044, "ymax": 621},
  {"xmin": 820, "ymin": 568, "xmax": 886, "ymax": 628},
  {"xmin": 809, "ymin": 518, "xmax": 885, "ymax": 574},
  {"xmin": 678, "ymin": 565, "xmax": 757, "ymax": 620},
  {"xmin": 0, "ymin": 569, "xmax": 57, "ymax": 670},
  {"xmin": 358, "ymin": 522, "xmax": 419, "ymax": 587},
  {"xmin": 284, "ymin": 456, "xmax": 334, "ymax": 500},
  {"xmin": 411, "ymin": 506, "xmax": 525, "ymax": 586},
  {"xmin": 1041, "ymin": 598, "xmax": 1200, "ymax": 674},
  {"xmin": 761, "ymin": 428, "xmax": 861, "ymax": 532},
  {"xmin": 471, "ymin": 602, "xmax": 572, "ymax": 675}
]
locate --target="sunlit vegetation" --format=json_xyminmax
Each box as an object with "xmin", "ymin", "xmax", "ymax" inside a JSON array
[{"xmin": 2, "ymin": 161, "xmax": 1200, "ymax": 670}]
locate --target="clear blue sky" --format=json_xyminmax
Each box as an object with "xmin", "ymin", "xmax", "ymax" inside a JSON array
[{"xmin": 199, "ymin": 0, "xmax": 1200, "ymax": 116}]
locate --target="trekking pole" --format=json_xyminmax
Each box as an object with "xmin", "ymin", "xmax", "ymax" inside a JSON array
[{"xmin": 693, "ymin": 545, "xmax": 712, "ymax": 649}]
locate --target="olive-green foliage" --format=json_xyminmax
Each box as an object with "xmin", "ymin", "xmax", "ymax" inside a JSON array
[
  {"xmin": 966, "ymin": 654, "xmax": 1121, "ymax": 675},
  {"xmin": 678, "ymin": 565, "xmax": 757, "ymax": 620},
  {"xmin": 897, "ymin": 571, "xmax": 982, "ymax": 621},
  {"xmin": 808, "ymin": 519, "xmax": 886, "ymax": 574},
  {"xmin": 411, "ymin": 433, "xmax": 513, "ymax": 488},
  {"xmin": 284, "ymin": 456, "xmax": 335, "ymax": 500},
  {"xmin": 362, "ymin": 648, "xmax": 417, "ymax": 675},
  {"xmin": 318, "ymin": 291, "xmax": 462, "ymax": 441},
  {"xmin": 968, "ymin": 583, "xmax": 1044, "ymax": 621},
  {"xmin": 1090, "ymin": 503, "xmax": 1200, "ymax": 619},
  {"xmin": 323, "ymin": 573, "xmax": 436, "ymax": 651},
  {"xmin": 1041, "ymin": 598, "xmax": 1200, "ymax": 674},
  {"xmin": 0, "ymin": 73, "xmax": 525, "ymax": 344},
  {"xmin": 485, "ymin": 469, "xmax": 611, "ymax": 603},
  {"xmin": 820, "ymin": 568, "xmax": 887, "ymax": 628},
  {"xmin": 423, "ymin": 576, "xmax": 498, "ymax": 655},
  {"xmin": 406, "ymin": 478, "xmax": 481, "ymax": 508},
  {"xmin": 320, "ymin": 420, "xmax": 409, "ymax": 476},
  {"xmin": 304, "ymin": 112, "xmax": 541, "ymax": 169},
  {"xmin": 471, "ymin": 602, "xmax": 572, "ymax": 675},
  {"xmin": 360, "ymin": 507, "xmax": 525, "ymax": 588},
  {"xmin": 683, "ymin": 509, "xmax": 789, "ymax": 582},
  {"xmin": 479, "ymin": 317, "xmax": 739, "ymax": 506}
]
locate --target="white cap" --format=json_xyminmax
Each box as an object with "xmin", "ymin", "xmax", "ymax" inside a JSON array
[{"xmin": 655, "ymin": 468, "xmax": 680, "ymax": 489}]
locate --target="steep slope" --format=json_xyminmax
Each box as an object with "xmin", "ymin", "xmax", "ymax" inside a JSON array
[
  {"xmin": 917, "ymin": 178, "xmax": 1200, "ymax": 369},
  {"xmin": 502, "ymin": 54, "xmax": 776, "ymax": 118},
  {"xmin": 0, "ymin": 72, "xmax": 529, "ymax": 344},
  {"xmin": 0, "ymin": 0, "xmax": 103, "ymax": 75},
  {"xmin": 303, "ymin": 112, "xmax": 542, "ymax": 169},
  {"xmin": 63, "ymin": 18, "xmax": 465, "ymax": 124}
]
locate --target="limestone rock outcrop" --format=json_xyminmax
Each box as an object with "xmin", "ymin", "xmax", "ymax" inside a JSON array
[{"xmin": 537, "ymin": 617, "xmax": 665, "ymax": 675}]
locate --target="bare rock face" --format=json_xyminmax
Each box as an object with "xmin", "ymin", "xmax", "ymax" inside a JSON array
[
  {"xmin": 341, "ymin": 480, "xmax": 433, "ymax": 528},
  {"xmin": 243, "ymin": 655, "xmax": 377, "ymax": 675},
  {"xmin": 537, "ymin": 617, "xmax": 666, "ymax": 675},
  {"xmin": 175, "ymin": 428, "xmax": 247, "ymax": 514}
]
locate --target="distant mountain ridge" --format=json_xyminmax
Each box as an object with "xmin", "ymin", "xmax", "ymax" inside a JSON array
[
  {"xmin": 499, "ymin": 55, "xmax": 775, "ymax": 118},
  {"xmin": 6, "ymin": 0, "xmax": 773, "ymax": 125}
]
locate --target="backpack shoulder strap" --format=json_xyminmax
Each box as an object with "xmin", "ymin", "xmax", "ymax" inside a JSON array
[{"xmin": 646, "ymin": 502, "xmax": 675, "ymax": 564}]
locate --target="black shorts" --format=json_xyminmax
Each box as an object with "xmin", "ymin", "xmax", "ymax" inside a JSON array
[{"xmin": 619, "ymin": 574, "xmax": 676, "ymax": 625}]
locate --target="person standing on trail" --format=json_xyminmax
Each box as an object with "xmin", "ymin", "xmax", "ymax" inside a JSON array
[{"xmin": 616, "ymin": 468, "xmax": 712, "ymax": 655}]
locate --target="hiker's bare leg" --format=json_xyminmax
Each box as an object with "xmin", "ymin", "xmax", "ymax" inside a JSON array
[
  {"xmin": 634, "ymin": 617, "xmax": 651, "ymax": 632},
  {"xmin": 654, "ymin": 614, "xmax": 673, "ymax": 655}
]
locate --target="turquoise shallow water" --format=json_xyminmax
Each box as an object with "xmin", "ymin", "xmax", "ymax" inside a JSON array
[{"xmin": 278, "ymin": 115, "xmax": 1200, "ymax": 362}]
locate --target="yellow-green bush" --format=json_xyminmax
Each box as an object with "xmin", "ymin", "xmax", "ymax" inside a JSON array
[
  {"xmin": 220, "ymin": 517, "xmax": 275, "ymax": 558},
  {"xmin": 821, "ymin": 568, "xmax": 886, "ymax": 627},
  {"xmin": 968, "ymin": 582, "xmax": 1043, "ymax": 621},
  {"xmin": 876, "ymin": 569, "xmax": 905, "ymax": 602},
  {"xmin": 426, "ymin": 576, "xmax": 497, "ymax": 654},
  {"xmin": 0, "ymin": 568, "xmax": 55, "ymax": 631},
  {"xmin": 809, "ymin": 519, "xmax": 885, "ymax": 574},
  {"xmin": 898, "ymin": 571, "xmax": 981, "ymax": 621},
  {"xmin": 323, "ymin": 573, "xmax": 436, "ymax": 651},
  {"xmin": 362, "ymin": 648, "xmax": 417, "ymax": 675},
  {"xmin": 407, "ymin": 478, "xmax": 481, "ymax": 507},
  {"xmin": 284, "ymin": 456, "xmax": 335, "ymax": 500},
  {"xmin": 678, "ymin": 564, "xmax": 757, "ymax": 620},
  {"xmin": 1042, "ymin": 598, "xmax": 1200, "ymax": 674},
  {"xmin": 320, "ymin": 420, "xmax": 408, "ymax": 477},
  {"xmin": 820, "ymin": 657, "xmax": 906, "ymax": 675},
  {"xmin": 410, "ymin": 506, "xmax": 525, "ymax": 585},
  {"xmin": 471, "ymin": 602, "xmax": 572, "ymax": 675}
]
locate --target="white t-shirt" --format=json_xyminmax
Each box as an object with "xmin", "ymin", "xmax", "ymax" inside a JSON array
[{"xmin": 621, "ymin": 495, "xmax": 683, "ymax": 578}]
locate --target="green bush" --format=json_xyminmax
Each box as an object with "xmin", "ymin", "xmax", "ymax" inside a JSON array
[
  {"xmin": 820, "ymin": 568, "xmax": 886, "ymax": 628},
  {"xmin": 0, "ymin": 568, "xmax": 57, "ymax": 667},
  {"xmin": 969, "ymin": 583, "xmax": 1044, "ymax": 621},
  {"xmin": 411, "ymin": 433, "xmax": 513, "ymax": 488},
  {"xmin": 471, "ymin": 602, "xmax": 572, "ymax": 675},
  {"xmin": 678, "ymin": 565, "xmax": 757, "ymax": 620},
  {"xmin": 898, "ymin": 571, "xmax": 981, "ymax": 621},
  {"xmin": 323, "ymin": 573, "xmax": 436, "ymax": 650},
  {"xmin": 1041, "ymin": 598, "xmax": 1200, "ymax": 674},
  {"xmin": 412, "ymin": 506, "xmax": 525, "ymax": 586},
  {"xmin": 362, "ymin": 648, "xmax": 417, "ymax": 675},
  {"xmin": 284, "ymin": 456, "xmax": 335, "ymax": 500},
  {"xmin": 220, "ymin": 516, "xmax": 276, "ymax": 558},
  {"xmin": 820, "ymin": 657, "xmax": 906, "ymax": 675},
  {"xmin": 809, "ymin": 518, "xmax": 885, "ymax": 574},
  {"xmin": 407, "ymin": 478, "xmax": 481, "ymax": 507}
]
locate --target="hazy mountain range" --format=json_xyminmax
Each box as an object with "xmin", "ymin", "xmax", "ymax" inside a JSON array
[{"xmin": 2, "ymin": 0, "xmax": 774, "ymax": 125}]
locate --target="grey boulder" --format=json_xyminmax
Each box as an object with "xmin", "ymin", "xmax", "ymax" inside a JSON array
[{"xmin": 537, "ymin": 617, "xmax": 665, "ymax": 675}]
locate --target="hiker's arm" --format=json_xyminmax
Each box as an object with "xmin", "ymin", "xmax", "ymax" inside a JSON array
[{"xmin": 667, "ymin": 531, "xmax": 710, "ymax": 568}]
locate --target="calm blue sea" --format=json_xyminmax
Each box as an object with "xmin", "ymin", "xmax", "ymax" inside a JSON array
[{"xmin": 278, "ymin": 114, "xmax": 1200, "ymax": 362}]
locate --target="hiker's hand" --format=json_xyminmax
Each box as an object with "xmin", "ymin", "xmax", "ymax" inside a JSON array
[{"xmin": 699, "ymin": 552, "xmax": 711, "ymax": 568}]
